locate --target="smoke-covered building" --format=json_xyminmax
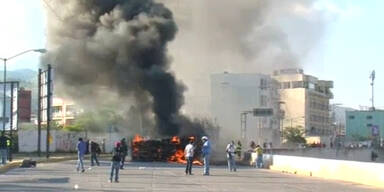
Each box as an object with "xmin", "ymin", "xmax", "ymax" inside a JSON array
[
  {"xmin": 210, "ymin": 72, "xmax": 281, "ymax": 147},
  {"xmin": 272, "ymin": 69, "xmax": 333, "ymax": 138}
]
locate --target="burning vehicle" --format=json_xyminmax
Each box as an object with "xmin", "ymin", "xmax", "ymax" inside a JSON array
[{"xmin": 132, "ymin": 135, "xmax": 203, "ymax": 165}]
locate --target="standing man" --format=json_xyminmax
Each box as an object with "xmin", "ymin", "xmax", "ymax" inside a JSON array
[
  {"xmin": 201, "ymin": 136, "xmax": 211, "ymax": 176},
  {"xmin": 0, "ymin": 132, "xmax": 8, "ymax": 165},
  {"xmin": 235, "ymin": 141, "xmax": 242, "ymax": 160},
  {"xmin": 255, "ymin": 145, "xmax": 264, "ymax": 168},
  {"xmin": 226, "ymin": 141, "xmax": 236, "ymax": 172},
  {"xmin": 110, "ymin": 141, "xmax": 122, "ymax": 183},
  {"xmin": 76, "ymin": 138, "xmax": 87, "ymax": 173},
  {"xmin": 90, "ymin": 140, "xmax": 100, "ymax": 166},
  {"xmin": 120, "ymin": 138, "xmax": 128, "ymax": 169},
  {"xmin": 184, "ymin": 140, "xmax": 194, "ymax": 175}
]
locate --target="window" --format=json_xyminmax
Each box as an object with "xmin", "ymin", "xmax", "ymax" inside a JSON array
[
  {"xmin": 367, "ymin": 123, "xmax": 373, "ymax": 127},
  {"xmin": 52, "ymin": 106, "xmax": 62, "ymax": 117},
  {"xmin": 260, "ymin": 79, "xmax": 267, "ymax": 90},
  {"xmin": 292, "ymin": 81, "xmax": 304, "ymax": 88},
  {"xmin": 260, "ymin": 95, "xmax": 267, "ymax": 107},
  {"xmin": 282, "ymin": 82, "xmax": 291, "ymax": 89},
  {"xmin": 66, "ymin": 105, "xmax": 76, "ymax": 116},
  {"xmin": 348, "ymin": 115, "xmax": 355, "ymax": 119},
  {"xmin": 367, "ymin": 115, "xmax": 373, "ymax": 120}
]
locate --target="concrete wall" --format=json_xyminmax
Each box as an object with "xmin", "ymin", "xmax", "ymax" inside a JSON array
[
  {"xmin": 18, "ymin": 130, "xmax": 122, "ymax": 153},
  {"xmin": 270, "ymin": 155, "xmax": 384, "ymax": 188},
  {"xmin": 271, "ymin": 148, "xmax": 384, "ymax": 163}
]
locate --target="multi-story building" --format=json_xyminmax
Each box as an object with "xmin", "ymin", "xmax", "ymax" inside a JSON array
[
  {"xmin": 18, "ymin": 88, "xmax": 31, "ymax": 122},
  {"xmin": 272, "ymin": 68, "xmax": 333, "ymax": 137},
  {"xmin": 210, "ymin": 72, "xmax": 281, "ymax": 147},
  {"xmin": 51, "ymin": 98, "xmax": 77, "ymax": 126},
  {"xmin": 346, "ymin": 110, "xmax": 384, "ymax": 141}
]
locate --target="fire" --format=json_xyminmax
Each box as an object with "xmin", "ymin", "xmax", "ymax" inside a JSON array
[
  {"xmin": 168, "ymin": 149, "xmax": 187, "ymax": 164},
  {"xmin": 168, "ymin": 136, "xmax": 203, "ymax": 166},
  {"xmin": 133, "ymin": 134, "xmax": 144, "ymax": 144}
]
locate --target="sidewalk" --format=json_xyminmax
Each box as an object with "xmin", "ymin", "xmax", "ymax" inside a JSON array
[{"xmin": 0, "ymin": 153, "xmax": 111, "ymax": 174}]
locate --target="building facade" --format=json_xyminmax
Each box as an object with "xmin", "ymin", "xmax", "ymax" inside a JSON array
[
  {"xmin": 52, "ymin": 98, "xmax": 77, "ymax": 126},
  {"xmin": 210, "ymin": 72, "xmax": 281, "ymax": 147},
  {"xmin": 18, "ymin": 88, "xmax": 31, "ymax": 122},
  {"xmin": 272, "ymin": 69, "xmax": 333, "ymax": 137},
  {"xmin": 346, "ymin": 110, "xmax": 384, "ymax": 141}
]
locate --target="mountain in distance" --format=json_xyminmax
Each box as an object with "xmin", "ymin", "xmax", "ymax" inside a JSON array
[{"xmin": 0, "ymin": 69, "xmax": 37, "ymax": 84}]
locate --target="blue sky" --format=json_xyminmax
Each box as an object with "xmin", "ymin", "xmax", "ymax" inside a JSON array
[{"xmin": 1, "ymin": 0, "xmax": 383, "ymax": 109}]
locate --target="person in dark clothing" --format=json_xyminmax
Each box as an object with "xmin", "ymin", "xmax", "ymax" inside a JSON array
[
  {"xmin": 90, "ymin": 140, "xmax": 100, "ymax": 166},
  {"xmin": 76, "ymin": 138, "xmax": 87, "ymax": 172},
  {"xmin": 0, "ymin": 132, "xmax": 8, "ymax": 165},
  {"xmin": 120, "ymin": 138, "xmax": 128, "ymax": 169},
  {"xmin": 110, "ymin": 141, "xmax": 122, "ymax": 183}
]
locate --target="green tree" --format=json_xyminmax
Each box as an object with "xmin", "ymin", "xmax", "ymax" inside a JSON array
[{"xmin": 283, "ymin": 126, "xmax": 306, "ymax": 144}]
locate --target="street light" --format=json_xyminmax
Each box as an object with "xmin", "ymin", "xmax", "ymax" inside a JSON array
[{"xmin": 0, "ymin": 49, "xmax": 47, "ymax": 133}]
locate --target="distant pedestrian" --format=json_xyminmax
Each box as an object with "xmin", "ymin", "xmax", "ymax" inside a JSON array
[
  {"xmin": 76, "ymin": 138, "xmax": 87, "ymax": 172},
  {"xmin": 226, "ymin": 141, "xmax": 236, "ymax": 172},
  {"xmin": 90, "ymin": 140, "xmax": 100, "ymax": 166},
  {"xmin": 235, "ymin": 141, "xmax": 242, "ymax": 159},
  {"xmin": 201, "ymin": 136, "xmax": 211, "ymax": 176},
  {"xmin": 255, "ymin": 145, "xmax": 263, "ymax": 168},
  {"xmin": 110, "ymin": 141, "xmax": 122, "ymax": 183},
  {"xmin": 120, "ymin": 138, "xmax": 128, "ymax": 169},
  {"xmin": 184, "ymin": 140, "xmax": 195, "ymax": 175},
  {"xmin": 0, "ymin": 132, "xmax": 8, "ymax": 165}
]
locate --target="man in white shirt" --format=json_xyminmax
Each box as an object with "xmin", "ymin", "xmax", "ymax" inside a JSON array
[
  {"xmin": 184, "ymin": 140, "xmax": 194, "ymax": 175},
  {"xmin": 226, "ymin": 141, "xmax": 237, "ymax": 172}
]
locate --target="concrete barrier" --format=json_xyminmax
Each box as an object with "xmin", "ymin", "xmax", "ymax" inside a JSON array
[{"xmin": 270, "ymin": 155, "xmax": 384, "ymax": 188}]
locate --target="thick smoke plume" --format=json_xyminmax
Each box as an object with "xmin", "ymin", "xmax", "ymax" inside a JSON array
[
  {"xmin": 43, "ymin": 0, "xmax": 204, "ymax": 136},
  {"xmin": 157, "ymin": 0, "xmax": 334, "ymax": 116}
]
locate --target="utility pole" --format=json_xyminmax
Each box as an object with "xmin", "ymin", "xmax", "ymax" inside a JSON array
[
  {"xmin": 46, "ymin": 64, "xmax": 52, "ymax": 159},
  {"xmin": 37, "ymin": 68, "xmax": 42, "ymax": 157},
  {"xmin": 370, "ymin": 70, "xmax": 375, "ymax": 110}
]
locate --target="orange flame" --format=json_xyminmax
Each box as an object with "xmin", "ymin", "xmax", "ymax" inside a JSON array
[
  {"xmin": 168, "ymin": 149, "xmax": 187, "ymax": 164},
  {"xmin": 133, "ymin": 134, "xmax": 144, "ymax": 144}
]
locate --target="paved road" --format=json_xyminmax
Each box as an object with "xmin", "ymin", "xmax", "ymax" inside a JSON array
[{"xmin": 0, "ymin": 159, "xmax": 381, "ymax": 192}]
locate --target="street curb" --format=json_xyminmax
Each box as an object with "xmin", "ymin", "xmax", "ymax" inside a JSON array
[{"xmin": 0, "ymin": 154, "xmax": 112, "ymax": 174}]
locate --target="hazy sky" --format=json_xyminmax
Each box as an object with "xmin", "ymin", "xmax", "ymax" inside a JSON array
[{"xmin": 0, "ymin": 0, "xmax": 383, "ymax": 109}]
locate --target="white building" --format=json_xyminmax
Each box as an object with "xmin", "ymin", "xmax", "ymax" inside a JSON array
[
  {"xmin": 210, "ymin": 72, "xmax": 281, "ymax": 147},
  {"xmin": 272, "ymin": 68, "xmax": 334, "ymax": 138}
]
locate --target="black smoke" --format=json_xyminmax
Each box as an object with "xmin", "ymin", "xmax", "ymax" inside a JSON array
[{"xmin": 43, "ymin": 0, "xmax": 203, "ymax": 136}]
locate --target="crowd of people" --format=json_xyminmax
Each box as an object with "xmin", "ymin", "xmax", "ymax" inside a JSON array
[
  {"xmin": 76, "ymin": 137, "xmax": 128, "ymax": 183},
  {"xmin": 75, "ymin": 136, "xmax": 264, "ymax": 182}
]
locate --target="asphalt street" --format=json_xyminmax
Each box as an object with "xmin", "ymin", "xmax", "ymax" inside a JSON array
[{"xmin": 0, "ymin": 159, "xmax": 381, "ymax": 192}]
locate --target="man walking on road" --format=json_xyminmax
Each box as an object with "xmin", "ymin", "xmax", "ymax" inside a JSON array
[
  {"xmin": 201, "ymin": 136, "xmax": 211, "ymax": 176},
  {"xmin": 120, "ymin": 138, "xmax": 128, "ymax": 169},
  {"xmin": 0, "ymin": 132, "xmax": 8, "ymax": 165},
  {"xmin": 90, "ymin": 140, "xmax": 100, "ymax": 166},
  {"xmin": 184, "ymin": 140, "xmax": 194, "ymax": 175},
  {"xmin": 226, "ymin": 141, "xmax": 237, "ymax": 172},
  {"xmin": 76, "ymin": 138, "xmax": 87, "ymax": 172}
]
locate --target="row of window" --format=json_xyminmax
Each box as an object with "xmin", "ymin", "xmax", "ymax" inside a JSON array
[
  {"xmin": 310, "ymin": 114, "xmax": 329, "ymax": 123},
  {"xmin": 348, "ymin": 115, "xmax": 373, "ymax": 120},
  {"xmin": 310, "ymin": 101, "xmax": 329, "ymax": 111},
  {"xmin": 278, "ymin": 81, "xmax": 331, "ymax": 95}
]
